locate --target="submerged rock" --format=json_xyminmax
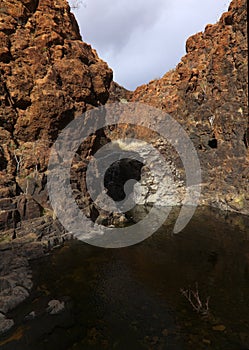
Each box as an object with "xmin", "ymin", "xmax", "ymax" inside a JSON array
[
  {"xmin": 46, "ymin": 300, "xmax": 65, "ymax": 315},
  {"xmin": 24, "ymin": 311, "xmax": 36, "ymax": 321},
  {"xmin": 0, "ymin": 313, "xmax": 14, "ymax": 335},
  {"xmin": 0, "ymin": 249, "xmax": 31, "ymax": 314}
]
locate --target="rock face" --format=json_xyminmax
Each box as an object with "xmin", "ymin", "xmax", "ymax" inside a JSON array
[
  {"xmin": 0, "ymin": 0, "xmax": 112, "ymax": 317},
  {"xmin": 129, "ymin": 0, "xmax": 248, "ymax": 213},
  {"xmin": 0, "ymin": 0, "xmax": 248, "ymax": 317},
  {"xmin": 108, "ymin": 81, "xmax": 133, "ymax": 104},
  {"xmin": 0, "ymin": 0, "xmax": 112, "ymax": 233},
  {"xmin": 0, "ymin": 0, "xmax": 247, "ymax": 245}
]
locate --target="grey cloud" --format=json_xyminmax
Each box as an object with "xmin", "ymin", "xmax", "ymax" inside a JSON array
[
  {"xmin": 77, "ymin": 0, "xmax": 165, "ymax": 53},
  {"xmin": 73, "ymin": 0, "xmax": 231, "ymax": 90}
]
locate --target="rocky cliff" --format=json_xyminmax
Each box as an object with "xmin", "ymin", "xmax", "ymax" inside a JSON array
[
  {"xmin": 129, "ymin": 0, "xmax": 248, "ymax": 213},
  {"xmin": 0, "ymin": 0, "xmax": 247, "ymax": 246},
  {"xmin": 0, "ymin": 0, "xmax": 248, "ymax": 324},
  {"xmin": 0, "ymin": 0, "xmax": 248, "ymax": 244},
  {"xmin": 0, "ymin": 0, "xmax": 113, "ymax": 320},
  {"xmin": 0, "ymin": 0, "xmax": 112, "ymax": 236}
]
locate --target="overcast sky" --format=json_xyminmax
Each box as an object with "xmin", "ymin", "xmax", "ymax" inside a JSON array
[{"xmin": 72, "ymin": 0, "xmax": 231, "ymax": 90}]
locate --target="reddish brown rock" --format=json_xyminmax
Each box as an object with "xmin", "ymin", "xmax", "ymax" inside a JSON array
[
  {"xmin": 0, "ymin": 0, "xmax": 248, "ymax": 245},
  {"xmin": 130, "ymin": 0, "xmax": 248, "ymax": 213},
  {"xmin": 17, "ymin": 195, "xmax": 42, "ymax": 221},
  {"xmin": 0, "ymin": 0, "xmax": 113, "ymax": 233},
  {"xmin": 108, "ymin": 81, "xmax": 133, "ymax": 103}
]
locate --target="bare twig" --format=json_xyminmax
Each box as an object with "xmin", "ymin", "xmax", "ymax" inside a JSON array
[
  {"xmin": 14, "ymin": 151, "xmax": 22, "ymax": 174},
  {"xmin": 180, "ymin": 282, "xmax": 210, "ymax": 316}
]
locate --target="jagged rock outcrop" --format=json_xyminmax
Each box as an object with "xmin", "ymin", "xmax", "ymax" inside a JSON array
[
  {"xmin": 1, "ymin": 0, "xmax": 247, "ymax": 244},
  {"xmin": 108, "ymin": 81, "xmax": 132, "ymax": 103},
  {"xmin": 0, "ymin": 0, "xmax": 247, "ymax": 245},
  {"xmin": 0, "ymin": 0, "xmax": 112, "ymax": 318},
  {"xmin": 129, "ymin": 0, "xmax": 248, "ymax": 213},
  {"xmin": 0, "ymin": 0, "xmax": 113, "ymax": 236}
]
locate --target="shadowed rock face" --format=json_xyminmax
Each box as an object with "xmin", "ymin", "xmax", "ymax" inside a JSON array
[
  {"xmin": 107, "ymin": 81, "xmax": 133, "ymax": 104},
  {"xmin": 124, "ymin": 0, "xmax": 248, "ymax": 213},
  {"xmin": 104, "ymin": 158, "xmax": 143, "ymax": 201}
]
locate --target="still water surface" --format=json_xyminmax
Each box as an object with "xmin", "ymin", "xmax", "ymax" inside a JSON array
[{"xmin": 1, "ymin": 207, "xmax": 249, "ymax": 349}]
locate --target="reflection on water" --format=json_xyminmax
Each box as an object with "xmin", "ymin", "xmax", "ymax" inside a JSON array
[{"xmin": 1, "ymin": 207, "xmax": 249, "ymax": 349}]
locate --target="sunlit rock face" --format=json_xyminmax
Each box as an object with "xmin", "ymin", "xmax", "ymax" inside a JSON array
[
  {"xmin": 110, "ymin": 139, "xmax": 184, "ymax": 207},
  {"xmin": 0, "ymin": 0, "xmax": 112, "ymax": 236},
  {"xmin": 125, "ymin": 0, "xmax": 248, "ymax": 214}
]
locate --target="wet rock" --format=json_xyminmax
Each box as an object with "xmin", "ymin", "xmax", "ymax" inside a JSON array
[
  {"xmin": 0, "ymin": 286, "xmax": 29, "ymax": 314},
  {"xmin": 24, "ymin": 311, "xmax": 36, "ymax": 321},
  {"xmin": 46, "ymin": 300, "xmax": 65, "ymax": 315},
  {"xmin": 0, "ymin": 312, "xmax": 14, "ymax": 335},
  {"xmin": 0, "ymin": 248, "xmax": 32, "ymax": 314}
]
